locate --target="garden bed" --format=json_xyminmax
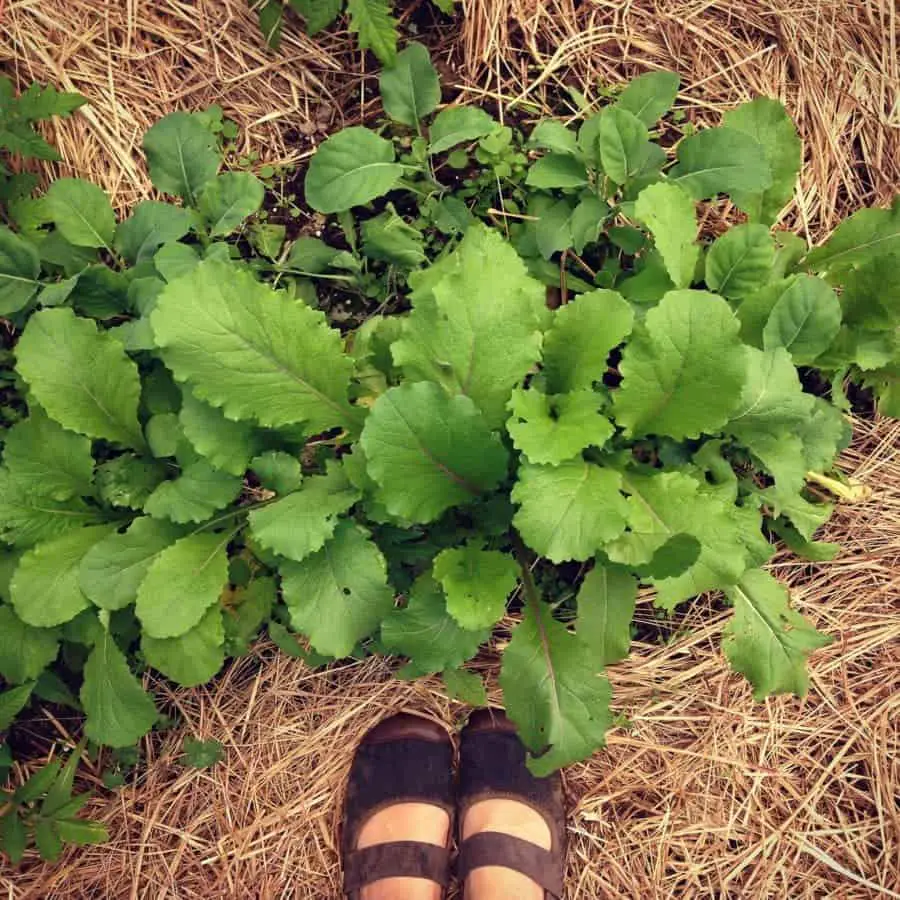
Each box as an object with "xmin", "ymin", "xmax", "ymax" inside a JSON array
[{"xmin": 1, "ymin": 0, "xmax": 898, "ymax": 897}]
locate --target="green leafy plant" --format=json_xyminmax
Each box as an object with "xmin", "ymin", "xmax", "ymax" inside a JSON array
[
  {"xmin": 0, "ymin": 49, "xmax": 898, "ymax": 776},
  {"xmin": 0, "ymin": 741, "xmax": 108, "ymax": 864},
  {"xmin": 0, "ymin": 77, "xmax": 87, "ymax": 211},
  {"xmin": 250, "ymin": 0, "xmax": 455, "ymax": 65},
  {"xmin": 181, "ymin": 737, "xmax": 224, "ymax": 769}
]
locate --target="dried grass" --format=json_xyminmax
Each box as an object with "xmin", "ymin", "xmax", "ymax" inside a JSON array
[
  {"xmin": 1, "ymin": 0, "xmax": 898, "ymax": 897},
  {"xmin": 2, "ymin": 418, "xmax": 898, "ymax": 899}
]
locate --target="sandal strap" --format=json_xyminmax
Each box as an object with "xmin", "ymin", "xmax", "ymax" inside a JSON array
[
  {"xmin": 343, "ymin": 841, "xmax": 451, "ymax": 893},
  {"xmin": 458, "ymin": 831, "xmax": 563, "ymax": 898}
]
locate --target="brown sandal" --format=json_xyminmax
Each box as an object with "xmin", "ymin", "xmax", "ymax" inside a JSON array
[
  {"xmin": 342, "ymin": 713, "xmax": 454, "ymax": 898},
  {"xmin": 457, "ymin": 709, "xmax": 567, "ymax": 899}
]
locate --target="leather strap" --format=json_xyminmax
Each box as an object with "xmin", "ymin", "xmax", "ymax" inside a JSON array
[
  {"xmin": 458, "ymin": 831, "xmax": 563, "ymax": 898},
  {"xmin": 343, "ymin": 841, "xmax": 451, "ymax": 893}
]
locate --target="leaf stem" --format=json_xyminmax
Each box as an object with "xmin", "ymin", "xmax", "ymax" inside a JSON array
[
  {"xmin": 805, "ymin": 471, "xmax": 872, "ymax": 503},
  {"xmin": 511, "ymin": 533, "xmax": 542, "ymax": 617}
]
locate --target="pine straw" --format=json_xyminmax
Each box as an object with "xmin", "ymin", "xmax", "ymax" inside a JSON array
[
  {"xmin": 1, "ymin": 1, "xmax": 899, "ymax": 897},
  {"xmin": 2, "ymin": 415, "xmax": 898, "ymax": 898}
]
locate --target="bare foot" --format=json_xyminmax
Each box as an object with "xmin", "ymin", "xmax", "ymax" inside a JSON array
[
  {"xmin": 357, "ymin": 801, "xmax": 450, "ymax": 900},
  {"xmin": 462, "ymin": 798, "xmax": 551, "ymax": 900}
]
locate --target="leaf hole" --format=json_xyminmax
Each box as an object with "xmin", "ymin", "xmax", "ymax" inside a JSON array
[{"xmin": 342, "ymin": 587, "xmax": 351, "ymax": 596}]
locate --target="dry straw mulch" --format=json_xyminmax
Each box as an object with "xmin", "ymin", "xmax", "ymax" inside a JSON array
[{"xmin": 1, "ymin": 0, "xmax": 899, "ymax": 897}]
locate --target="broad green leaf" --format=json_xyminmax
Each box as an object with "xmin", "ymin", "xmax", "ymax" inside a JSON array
[
  {"xmin": 392, "ymin": 225, "xmax": 546, "ymax": 427},
  {"xmin": 154, "ymin": 241, "xmax": 200, "ymax": 282},
  {"xmin": 79, "ymin": 517, "xmax": 182, "ymax": 611},
  {"xmin": 670, "ymin": 126, "xmax": 773, "ymax": 200},
  {"xmin": 11, "ymin": 525, "xmax": 116, "ymax": 627},
  {"xmin": 840, "ymin": 253, "xmax": 900, "ymax": 331},
  {"xmin": 44, "ymin": 178, "xmax": 115, "ymax": 249},
  {"xmin": 723, "ymin": 98, "xmax": 802, "ymax": 224},
  {"xmin": 619, "ymin": 248, "xmax": 674, "ymax": 304},
  {"xmin": 179, "ymin": 391, "xmax": 259, "ymax": 476},
  {"xmin": 285, "ymin": 236, "xmax": 344, "ymax": 273},
  {"xmin": 442, "ymin": 668, "xmax": 488, "ymax": 706},
  {"xmin": 526, "ymin": 154, "xmax": 589, "ymax": 189},
  {"xmin": 762, "ymin": 275, "xmax": 841, "ymax": 364},
  {"xmin": 615, "ymin": 290, "xmax": 746, "ymax": 439},
  {"xmin": 361, "ymin": 206, "xmax": 426, "ymax": 268},
  {"xmin": 151, "ymin": 260, "xmax": 356, "ymax": 432},
  {"xmin": 145, "ymin": 412, "xmax": 182, "ymax": 459},
  {"xmin": 0, "ymin": 469, "xmax": 99, "ymax": 548},
  {"xmin": 37, "ymin": 275, "xmax": 79, "ymax": 308},
  {"xmin": 143, "ymin": 111, "xmax": 220, "ymax": 204},
  {"xmin": 500, "ymin": 600, "xmax": 613, "ymax": 776},
  {"xmin": 723, "ymin": 568, "xmax": 831, "ymax": 698},
  {"xmin": 797, "ymin": 396, "xmax": 851, "ymax": 472},
  {"xmin": 705, "ymin": 224, "xmax": 775, "ymax": 299},
  {"xmin": 616, "ymin": 71, "xmax": 680, "ymax": 126},
  {"xmin": 280, "ymin": 520, "xmax": 395, "ymax": 657},
  {"xmin": 0, "ymin": 683, "xmax": 35, "ymax": 731},
  {"xmin": 95, "ymin": 456, "xmax": 167, "ymax": 511},
  {"xmin": 346, "ymin": 0, "xmax": 398, "ymax": 66},
  {"xmin": 250, "ymin": 451, "xmax": 303, "ymax": 495},
  {"xmin": 429, "ymin": 106, "xmax": 496, "ymax": 154},
  {"xmin": 114, "ymin": 200, "xmax": 193, "ymax": 263},
  {"xmin": 248, "ymin": 223, "xmax": 286, "ymax": 260},
  {"xmin": 542, "ymin": 288, "xmax": 634, "ymax": 393},
  {"xmin": 634, "ymin": 181, "xmax": 699, "ymax": 289},
  {"xmin": 142, "ymin": 605, "xmax": 225, "ymax": 687},
  {"xmin": 0, "ymin": 605, "xmax": 59, "ymax": 684},
  {"xmin": 289, "ymin": 0, "xmax": 343, "ymax": 33},
  {"xmin": 726, "ymin": 348, "xmax": 814, "ymax": 489},
  {"xmin": 2, "ymin": 410, "xmax": 93, "ymax": 502},
  {"xmin": 432, "ymin": 543, "xmax": 518, "ymax": 630},
  {"xmin": 0, "ymin": 225, "xmax": 41, "ymax": 315},
  {"xmin": 576, "ymin": 113, "xmax": 603, "ymax": 166},
  {"xmin": 598, "ymin": 107, "xmax": 651, "ymax": 184},
  {"xmin": 426, "ymin": 195, "xmax": 475, "ymax": 236},
  {"xmin": 305, "ymin": 126, "xmax": 402, "ymax": 213},
  {"xmin": 81, "ymin": 632, "xmax": 158, "ymax": 747},
  {"xmin": 528, "ymin": 120, "xmax": 579, "ymax": 156},
  {"xmin": 607, "ymin": 471, "xmax": 766, "ymax": 609},
  {"xmin": 506, "ymin": 387, "xmax": 614, "ymax": 465},
  {"xmin": 135, "ymin": 532, "xmax": 229, "ymax": 639},
  {"xmin": 576, "ymin": 563, "xmax": 637, "ymax": 665},
  {"xmin": 379, "ymin": 42, "xmax": 440, "ymax": 126},
  {"xmin": 805, "ymin": 197, "xmax": 900, "ymax": 274},
  {"xmin": 512, "ymin": 461, "xmax": 629, "ymax": 563},
  {"xmin": 69, "ymin": 264, "xmax": 129, "ymax": 319},
  {"xmin": 360, "ymin": 382, "xmax": 508, "ymax": 523},
  {"xmin": 222, "ymin": 576, "xmax": 276, "ymax": 654},
  {"xmin": 570, "ymin": 195, "xmax": 609, "ymax": 253},
  {"xmin": 757, "ymin": 483, "xmax": 832, "ymax": 542},
  {"xmin": 197, "ymin": 171, "xmax": 264, "ymax": 235},
  {"xmin": 144, "ymin": 461, "xmax": 242, "ymax": 524},
  {"xmin": 381, "ymin": 573, "xmax": 488, "ymax": 674},
  {"xmin": 535, "ymin": 198, "xmax": 576, "ymax": 258},
  {"xmin": 248, "ymin": 463, "xmax": 361, "ymax": 562},
  {"xmin": 16, "ymin": 308, "xmax": 144, "ymax": 449}
]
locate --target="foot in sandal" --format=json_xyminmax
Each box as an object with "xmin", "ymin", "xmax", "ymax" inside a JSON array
[
  {"xmin": 342, "ymin": 713, "xmax": 453, "ymax": 899},
  {"xmin": 458, "ymin": 709, "xmax": 566, "ymax": 900}
]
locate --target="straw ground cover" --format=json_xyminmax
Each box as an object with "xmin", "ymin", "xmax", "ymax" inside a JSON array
[{"xmin": 1, "ymin": 0, "xmax": 898, "ymax": 896}]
